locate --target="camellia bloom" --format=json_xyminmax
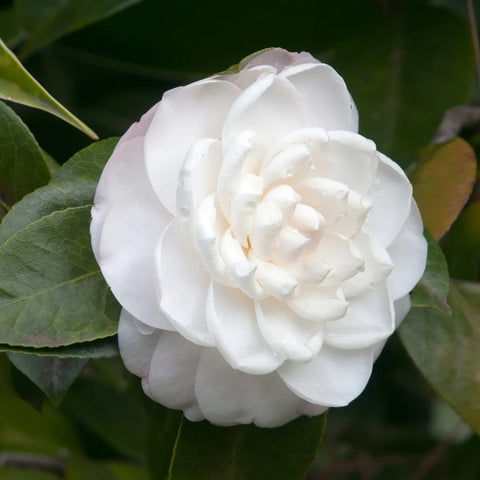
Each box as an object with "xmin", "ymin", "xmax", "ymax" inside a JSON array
[{"xmin": 90, "ymin": 48, "xmax": 427, "ymax": 427}]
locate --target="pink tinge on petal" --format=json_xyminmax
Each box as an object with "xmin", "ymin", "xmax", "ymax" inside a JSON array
[
  {"xmin": 91, "ymin": 136, "xmax": 151, "ymax": 262},
  {"xmin": 242, "ymin": 47, "xmax": 319, "ymax": 73},
  {"xmin": 118, "ymin": 309, "xmax": 161, "ymax": 378},
  {"xmin": 97, "ymin": 171, "xmax": 173, "ymax": 330},
  {"xmin": 114, "ymin": 101, "xmax": 160, "ymax": 151}
]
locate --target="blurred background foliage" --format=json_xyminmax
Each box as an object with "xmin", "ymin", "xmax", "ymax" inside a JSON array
[{"xmin": 0, "ymin": 0, "xmax": 480, "ymax": 478}]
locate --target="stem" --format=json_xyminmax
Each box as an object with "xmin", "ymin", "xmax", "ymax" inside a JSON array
[{"xmin": 467, "ymin": 0, "xmax": 480, "ymax": 86}]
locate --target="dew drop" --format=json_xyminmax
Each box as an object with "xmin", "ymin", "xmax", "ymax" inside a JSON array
[
  {"xmin": 286, "ymin": 168, "xmax": 294, "ymax": 177},
  {"xmin": 180, "ymin": 207, "xmax": 190, "ymax": 218}
]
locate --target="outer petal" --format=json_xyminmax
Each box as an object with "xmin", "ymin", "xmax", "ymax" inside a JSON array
[
  {"xmin": 195, "ymin": 348, "xmax": 303, "ymax": 427},
  {"xmin": 278, "ymin": 344, "xmax": 374, "ymax": 406},
  {"xmin": 255, "ymin": 298, "xmax": 325, "ymax": 362},
  {"xmin": 243, "ymin": 47, "xmax": 319, "ymax": 72},
  {"xmin": 118, "ymin": 309, "xmax": 161, "ymax": 378},
  {"xmin": 91, "ymin": 136, "xmax": 150, "ymax": 261},
  {"xmin": 325, "ymin": 284, "xmax": 395, "ymax": 349},
  {"xmin": 387, "ymin": 200, "xmax": 428, "ymax": 300},
  {"xmin": 145, "ymin": 331, "xmax": 202, "ymax": 416},
  {"xmin": 281, "ymin": 64, "xmax": 358, "ymax": 132},
  {"xmin": 145, "ymin": 79, "xmax": 241, "ymax": 214},
  {"xmin": 222, "ymin": 74, "xmax": 305, "ymax": 152},
  {"xmin": 155, "ymin": 219, "xmax": 214, "ymax": 346},
  {"xmin": 364, "ymin": 152, "xmax": 413, "ymax": 247},
  {"xmin": 115, "ymin": 102, "xmax": 160, "ymax": 150},
  {"xmin": 394, "ymin": 294, "xmax": 412, "ymax": 328},
  {"xmin": 97, "ymin": 166, "xmax": 172, "ymax": 330},
  {"xmin": 206, "ymin": 282, "xmax": 284, "ymax": 374}
]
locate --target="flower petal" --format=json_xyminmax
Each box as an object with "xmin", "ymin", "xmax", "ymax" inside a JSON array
[
  {"xmin": 145, "ymin": 79, "xmax": 241, "ymax": 214},
  {"xmin": 115, "ymin": 102, "xmax": 159, "ymax": 150},
  {"xmin": 326, "ymin": 131, "xmax": 377, "ymax": 195},
  {"xmin": 176, "ymin": 138, "xmax": 222, "ymax": 235},
  {"xmin": 387, "ymin": 200, "xmax": 428, "ymax": 300},
  {"xmin": 91, "ymin": 136, "xmax": 148, "ymax": 261},
  {"xmin": 281, "ymin": 63, "xmax": 358, "ymax": 131},
  {"xmin": 278, "ymin": 344, "xmax": 374, "ymax": 406},
  {"xmin": 364, "ymin": 152, "xmax": 413, "ymax": 247},
  {"xmin": 205, "ymin": 281, "xmax": 283, "ymax": 374},
  {"xmin": 256, "ymin": 297, "xmax": 325, "ymax": 362},
  {"xmin": 146, "ymin": 331, "xmax": 202, "ymax": 413},
  {"xmin": 243, "ymin": 48, "xmax": 319, "ymax": 73},
  {"xmin": 98, "ymin": 170, "xmax": 172, "ymax": 330},
  {"xmin": 222, "ymin": 73, "xmax": 305, "ymax": 153},
  {"xmin": 325, "ymin": 284, "xmax": 395, "ymax": 349},
  {"xmin": 394, "ymin": 294, "xmax": 412, "ymax": 328},
  {"xmin": 195, "ymin": 347, "xmax": 303, "ymax": 427},
  {"xmin": 156, "ymin": 219, "xmax": 214, "ymax": 346},
  {"xmin": 118, "ymin": 309, "xmax": 161, "ymax": 378},
  {"xmin": 287, "ymin": 285, "xmax": 348, "ymax": 322}
]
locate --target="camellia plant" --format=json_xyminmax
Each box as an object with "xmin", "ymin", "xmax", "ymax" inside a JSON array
[{"xmin": 0, "ymin": 1, "xmax": 479, "ymax": 479}]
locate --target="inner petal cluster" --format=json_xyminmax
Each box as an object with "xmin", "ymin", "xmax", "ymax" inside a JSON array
[{"xmin": 176, "ymin": 127, "xmax": 394, "ymax": 326}]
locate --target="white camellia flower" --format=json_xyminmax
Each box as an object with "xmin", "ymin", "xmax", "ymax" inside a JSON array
[{"xmin": 91, "ymin": 48, "xmax": 427, "ymax": 427}]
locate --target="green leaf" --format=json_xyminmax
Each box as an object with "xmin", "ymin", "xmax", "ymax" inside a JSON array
[
  {"xmin": 409, "ymin": 138, "xmax": 477, "ymax": 240},
  {"xmin": 0, "ymin": 391, "xmax": 82, "ymax": 455},
  {"xmin": 0, "ymin": 177, "xmax": 96, "ymax": 244},
  {"xmin": 16, "ymin": 0, "xmax": 142, "ymax": 59},
  {"xmin": 0, "ymin": 100, "xmax": 51, "ymax": 215},
  {"xmin": 410, "ymin": 230, "xmax": 450, "ymax": 311},
  {"xmin": 147, "ymin": 405, "xmax": 183, "ymax": 479},
  {"xmin": 331, "ymin": 6, "xmax": 474, "ymax": 168},
  {"xmin": 441, "ymin": 199, "xmax": 480, "ymax": 281},
  {"xmin": 8, "ymin": 353, "xmax": 87, "ymax": 405},
  {"xmin": 399, "ymin": 280, "xmax": 480, "ymax": 436},
  {"xmin": 62, "ymin": 378, "xmax": 149, "ymax": 462},
  {"xmin": 0, "ymin": 337, "xmax": 119, "ymax": 358},
  {"xmin": 0, "ymin": 467, "xmax": 58, "ymax": 480},
  {"xmin": 0, "ymin": 39, "xmax": 97, "ymax": 138},
  {"xmin": 51, "ymin": 136, "xmax": 118, "ymax": 183},
  {"xmin": 65, "ymin": 458, "xmax": 149, "ymax": 480},
  {"xmin": 167, "ymin": 414, "xmax": 327, "ymax": 480},
  {"xmin": 0, "ymin": 201, "xmax": 119, "ymax": 348}
]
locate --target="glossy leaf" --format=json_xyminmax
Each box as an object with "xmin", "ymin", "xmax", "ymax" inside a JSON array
[
  {"xmin": 410, "ymin": 230, "xmax": 450, "ymax": 311},
  {"xmin": 0, "ymin": 137, "xmax": 120, "ymax": 348},
  {"xmin": 441, "ymin": 199, "xmax": 480, "ymax": 281},
  {"xmin": 410, "ymin": 138, "xmax": 477, "ymax": 240},
  {"xmin": 16, "ymin": 0, "xmax": 142, "ymax": 58},
  {"xmin": 331, "ymin": 6, "xmax": 474, "ymax": 168},
  {"xmin": 8, "ymin": 353, "xmax": 87, "ymax": 405},
  {"xmin": 0, "ymin": 39, "xmax": 97, "ymax": 138},
  {"xmin": 51, "ymin": 136, "xmax": 118, "ymax": 183},
  {"xmin": 0, "ymin": 100, "xmax": 51, "ymax": 216},
  {"xmin": 399, "ymin": 281, "xmax": 480, "ymax": 435},
  {"xmin": 0, "ymin": 337, "xmax": 119, "ymax": 358},
  {"xmin": 168, "ymin": 415, "xmax": 327, "ymax": 480},
  {"xmin": 0, "ymin": 201, "xmax": 119, "ymax": 347}
]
